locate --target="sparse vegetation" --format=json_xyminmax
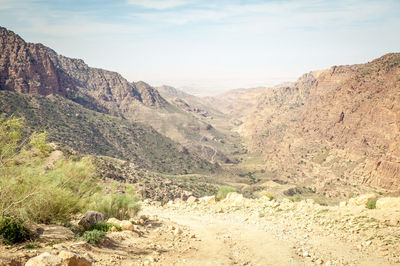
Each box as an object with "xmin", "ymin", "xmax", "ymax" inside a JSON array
[
  {"xmin": 87, "ymin": 222, "xmax": 114, "ymax": 232},
  {"xmin": 216, "ymin": 185, "xmax": 237, "ymax": 201},
  {"xmin": 92, "ymin": 183, "xmax": 141, "ymax": 220},
  {"xmin": 366, "ymin": 198, "xmax": 378, "ymax": 209},
  {"xmin": 82, "ymin": 229, "xmax": 106, "ymax": 245},
  {"xmin": 263, "ymin": 192, "xmax": 275, "ymax": 200},
  {"xmin": 24, "ymin": 242, "xmax": 39, "ymax": 249},
  {"xmin": 288, "ymin": 194, "xmax": 302, "ymax": 202},
  {"xmin": 0, "ymin": 217, "xmax": 32, "ymax": 245}
]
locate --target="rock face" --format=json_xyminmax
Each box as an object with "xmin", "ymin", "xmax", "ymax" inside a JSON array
[
  {"xmin": 215, "ymin": 54, "xmax": 400, "ymax": 194},
  {"xmin": 0, "ymin": 27, "xmax": 233, "ymax": 167},
  {"xmin": 78, "ymin": 211, "xmax": 105, "ymax": 229},
  {"xmin": 0, "ymin": 27, "xmax": 165, "ymax": 112}
]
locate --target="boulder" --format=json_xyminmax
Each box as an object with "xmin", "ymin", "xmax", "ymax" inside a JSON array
[
  {"xmin": 376, "ymin": 197, "xmax": 400, "ymax": 210},
  {"xmin": 78, "ymin": 211, "xmax": 105, "ymax": 229},
  {"xmin": 199, "ymin": 195, "xmax": 217, "ymax": 204},
  {"xmin": 187, "ymin": 196, "xmax": 198, "ymax": 204},
  {"xmin": 348, "ymin": 193, "xmax": 377, "ymax": 206},
  {"xmin": 107, "ymin": 218, "xmax": 122, "ymax": 227},
  {"xmin": 58, "ymin": 251, "xmax": 92, "ymax": 266},
  {"xmin": 25, "ymin": 252, "xmax": 61, "ymax": 266},
  {"xmin": 222, "ymin": 192, "xmax": 243, "ymax": 206},
  {"xmin": 120, "ymin": 220, "xmax": 135, "ymax": 231}
]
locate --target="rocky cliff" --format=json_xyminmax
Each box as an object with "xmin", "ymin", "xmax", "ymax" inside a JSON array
[
  {"xmin": 216, "ymin": 54, "xmax": 400, "ymax": 194},
  {"xmin": 0, "ymin": 26, "xmax": 167, "ymax": 115}
]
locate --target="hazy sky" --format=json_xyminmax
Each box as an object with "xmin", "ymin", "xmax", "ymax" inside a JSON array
[{"xmin": 0, "ymin": 0, "xmax": 399, "ymax": 95}]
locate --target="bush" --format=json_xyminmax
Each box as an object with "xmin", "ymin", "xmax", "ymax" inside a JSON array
[
  {"xmin": 87, "ymin": 222, "xmax": 113, "ymax": 232},
  {"xmin": 82, "ymin": 229, "xmax": 105, "ymax": 245},
  {"xmin": 0, "ymin": 117, "xmax": 100, "ymax": 223},
  {"xmin": 263, "ymin": 192, "xmax": 275, "ymax": 201},
  {"xmin": 216, "ymin": 185, "xmax": 237, "ymax": 201},
  {"xmin": 92, "ymin": 184, "xmax": 140, "ymax": 220},
  {"xmin": 0, "ymin": 217, "xmax": 32, "ymax": 244},
  {"xmin": 288, "ymin": 194, "xmax": 302, "ymax": 202},
  {"xmin": 366, "ymin": 198, "xmax": 378, "ymax": 209}
]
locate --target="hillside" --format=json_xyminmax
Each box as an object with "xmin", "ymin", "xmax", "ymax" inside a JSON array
[
  {"xmin": 0, "ymin": 90, "xmax": 215, "ymax": 174},
  {"xmin": 210, "ymin": 54, "xmax": 400, "ymax": 196},
  {"xmin": 0, "ymin": 26, "xmax": 239, "ymax": 164}
]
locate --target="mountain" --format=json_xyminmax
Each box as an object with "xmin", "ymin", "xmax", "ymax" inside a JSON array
[
  {"xmin": 210, "ymin": 54, "xmax": 400, "ymax": 196},
  {"xmin": 0, "ymin": 26, "xmax": 239, "ymax": 164}
]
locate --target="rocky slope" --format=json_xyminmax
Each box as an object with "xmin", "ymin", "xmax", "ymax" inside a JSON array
[
  {"xmin": 0, "ymin": 90, "xmax": 215, "ymax": 174},
  {"xmin": 212, "ymin": 54, "xmax": 400, "ymax": 195},
  {"xmin": 0, "ymin": 26, "xmax": 240, "ymax": 164},
  {"xmin": 2, "ymin": 193, "xmax": 399, "ymax": 265}
]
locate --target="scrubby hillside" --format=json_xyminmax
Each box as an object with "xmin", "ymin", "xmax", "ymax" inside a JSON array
[{"xmin": 0, "ymin": 90, "xmax": 215, "ymax": 174}]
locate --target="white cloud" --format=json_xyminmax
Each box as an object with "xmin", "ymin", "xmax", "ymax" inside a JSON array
[{"xmin": 126, "ymin": 0, "xmax": 191, "ymax": 10}]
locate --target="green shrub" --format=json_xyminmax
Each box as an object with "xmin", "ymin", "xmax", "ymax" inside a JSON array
[
  {"xmin": 82, "ymin": 229, "xmax": 105, "ymax": 245},
  {"xmin": 216, "ymin": 185, "xmax": 237, "ymax": 201},
  {"xmin": 92, "ymin": 184, "xmax": 140, "ymax": 220},
  {"xmin": 0, "ymin": 217, "xmax": 32, "ymax": 244},
  {"xmin": 24, "ymin": 242, "xmax": 39, "ymax": 249},
  {"xmin": 366, "ymin": 198, "xmax": 378, "ymax": 209},
  {"xmin": 263, "ymin": 192, "xmax": 275, "ymax": 200},
  {"xmin": 87, "ymin": 222, "xmax": 113, "ymax": 232},
  {"xmin": 0, "ymin": 117, "xmax": 99, "ymax": 223},
  {"xmin": 288, "ymin": 194, "xmax": 302, "ymax": 202}
]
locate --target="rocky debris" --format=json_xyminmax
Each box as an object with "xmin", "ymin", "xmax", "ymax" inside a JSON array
[
  {"xmin": 348, "ymin": 193, "xmax": 377, "ymax": 206},
  {"xmin": 199, "ymin": 195, "xmax": 217, "ymax": 204},
  {"xmin": 159, "ymin": 192, "xmax": 400, "ymax": 265},
  {"xmin": 376, "ymin": 197, "xmax": 400, "ymax": 210},
  {"xmin": 186, "ymin": 196, "xmax": 198, "ymax": 204},
  {"xmin": 25, "ymin": 252, "xmax": 62, "ymax": 266},
  {"xmin": 222, "ymin": 192, "xmax": 244, "ymax": 206},
  {"xmin": 58, "ymin": 251, "xmax": 92, "ymax": 266},
  {"xmin": 78, "ymin": 211, "xmax": 105, "ymax": 229}
]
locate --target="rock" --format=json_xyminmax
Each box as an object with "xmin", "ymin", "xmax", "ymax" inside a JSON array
[
  {"xmin": 187, "ymin": 196, "xmax": 198, "ymax": 204},
  {"xmin": 339, "ymin": 201, "xmax": 347, "ymax": 207},
  {"xmin": 140, "ymin": 215, "xmax": 149, "ymax": 222},
  {"xmin": 107, "ymin": 218, "xmax": 121, "ymax": 227},
  {"xmin": 25, "ymin": 252, "xmax": 62, "ymax": 266},
  {"xmin": 58, "ymin": 251, "xmax": 91, "ymax": 266},
  {"xmin": 199, "ymin": 195, "xmax": 217, "ymax": 204},
  {"xmin": 40, "ymin": 225, "xmax": 74, "ymax": 242},
  {"xmin": 222, "ymin": 192, "xmax": 244, "ymax": 206},
  {"xmin": 78, "ymin": 211, "xmax": 105, "ymax": 229},
  {"xmin": 348, "ymin": 193, "xmax": 377, "ymax": 206},
  {"xmin": 120, "ymin": 220, "xmax": 135, "ymax": 231},
  {"xmin": 173, "ymin": 227, "xmax": 182, "ymax": 235},
  {"xmin": 376, "ymin": 197, "xmax": 400, "ymax": 210}
]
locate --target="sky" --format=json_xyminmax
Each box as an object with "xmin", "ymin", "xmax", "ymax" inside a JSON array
[{"xmin": 0, "ymin": 0, "xmax": 399, "ymax": 96}]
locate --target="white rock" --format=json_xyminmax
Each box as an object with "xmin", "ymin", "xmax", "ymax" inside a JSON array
[
  {"xmin": 120, "ymin": 220, "xmax": 135, "ymax": 231},
  {"xmin": 107, "ymin": 218, "xmax": 121, "ymax": 227},
  {"xmin": 25, "ymin": 252, "xmax": 62, "ymax": 266},
  {"xmin": 58, "ymin": 250, "xmax": 92, "ymax": 266}
]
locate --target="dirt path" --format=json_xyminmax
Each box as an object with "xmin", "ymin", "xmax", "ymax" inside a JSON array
[
  {"xmin": 146, "ymin": 206, "xmax": 303, "ymax": 265},
  {"xmin": 143, "ymin": 197, "xmax": 399, "ymax": 266}
]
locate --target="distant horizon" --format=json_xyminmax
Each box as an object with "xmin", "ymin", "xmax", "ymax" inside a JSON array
[{"xmin": 0, "ymin": 0, "xmax": 399, "ymax": 95}]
